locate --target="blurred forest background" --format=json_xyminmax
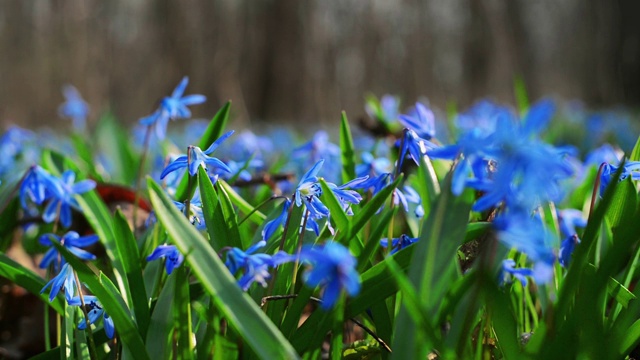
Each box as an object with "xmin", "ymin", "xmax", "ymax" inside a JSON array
[{"xmin": 1, "ymin": 0, "xmax": 639, "ymax": 129}]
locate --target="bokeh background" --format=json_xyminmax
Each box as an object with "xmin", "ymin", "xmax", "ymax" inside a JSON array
[{"xmin": 1, "ymin": 0, "xmax": 639, "ymax": 129}]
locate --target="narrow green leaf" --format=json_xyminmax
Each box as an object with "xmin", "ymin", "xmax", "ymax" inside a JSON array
[
  {"xmin": 113, "ymin": 209, "xmax": 150, "ymax": 338},
  {"xmin": 336, "ymin": 175, "xmax": 403, "ymax": 245},
  {"xmin": 514, "ymin": 76, "xmax": 530, "ymax": 115},
  {"xmin": 340, "ymin": 111, "xmax": 357, "ymax": 183},
  {"xmin": 53, "ymin": 243, "xmax": 149, "ymax": 360},
  {"xmin": 0, "ymin": 254, "xmax": 64, "ymax": 314},
  {"xmin": 416, "ymin": 154, "xmax": 441, "ymax": 219},
  {"xmin": 146, "ymin": 272, "xmax": 176, "ymax": 359},
  {"xmin": 629, "ymin": 135, "xmax": 640, "ymax": 162},
  {"xmin": 215, "ymin": 181, "xmax": 245, "ymax": 249},
  {"xmin": 318, "ymin": 178, "xmax": 350, "ymax": 236},
  {"xmin": 176, "ymin": 101, "xmax": 232, "ymax": 201},
  {"xmin": 174, "ymin": 266, "xmax": 194, "ymax": 359},
  {"xmin": 605, "ymin": 177, "xmax": 637, "ymax": 231},
  {"xmin": 218, "ymin": 180, "xmax": 266, "ymax": 224},
  {"xmin": 76, "ymin": 191, "xmax": 131, "ymax": 305},
  {"xmin": 357, "ymin": 208, "xmax": 396, "ymax": 273},
  {"xmin": 198, "ymin": 166, "xmax": 223, "ymax": 250},
  {"xmin": 607, "ymin": 276, "xmax": 636, "ymax": 308},
  {"xmin": 393, "ymin": 178, "xmax": 473, "ymax": 359},
  {"xmin": 147, "ymin": 178, "xmax": 299, "ymax": 359}
]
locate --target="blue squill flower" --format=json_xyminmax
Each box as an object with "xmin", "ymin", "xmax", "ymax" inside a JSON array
[
  {"xmin": 139, "ymin": 77, "xmax": 207, "ymax": 139},
  {"xmin": 599, "ymin": 161, "xmax": 640, "ymax": 195},
  {"xmin": 40, "ymin": 263, "xmax": 77, "ymax": 302},
  {"xmin": 147, "ymin": 245, "xmax": 184, "ymax": 275},
  {"xmin": 558, "ymin": 209, "xmax": 587, "ymax": 237},
  {"xmin": 39, "ymin": 231, "xmax": 99, "ymax": 271},
  {"xmin": 356, "ymin": 152, "xmax": 392, "ymax": 178},
  {"xmin": 58, "ymin": 85, "xmax": 90, "ymax": 131},
  {"xmin": 19, "ymin": 166, "xmax": 56, "ymax": 209},
  {"xmin": 500, "ymin": 259, "xmax": 534, "ymax": 286},
  {"xmin": 380, "ymin": 234, "xmax": 419, "ymax": 254},
  {"xmin": 559, "ymin": 235, "xmax": 580, "ymax": 268},
  {"xmin": 224, "ymin": 241, "xmax": 292, "ymax": 290},
  {"xmin": 299, "ymin": 242, "xmax": 360, "ymax": 309},
  {"xmin": 160, "ymin": 131, "xmax": 234, "ymax": 180},
  {"xmin": 584, "ymin": 144, "xmax": 622, "ymax": 168},
  {"xmin": 494, "ymin": 212, "xmax": 557, "ymax": 284},
  {"xmin": 42, "ymin": 170, "xmax": 96, "ymax": 228},
  {"xmin": 397, "ymin": 129, "xmax": 436, "ymax": 170},
  {"xmin": 399, "ymin": 102, "xmax": 436, "ymax": 140},
  {"xmin": 69, "ymin": 295, "xmax": 115, "ymax": 339},
  {"xmin": 262, "ymin": 199, "xmax": 291, "ymax": 241},
  {"xmin": 295, "ymin": 160, "xmax": 330, "ymax": 219}
]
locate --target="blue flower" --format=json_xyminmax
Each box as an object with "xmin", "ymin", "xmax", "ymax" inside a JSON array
[
  {"xmin": 58, "ymin": 85, "xmax": 90, "ymax": 131},
  {"xmin": 69, "ymin": 295, "xmax": 115, "ymax": 339},
  {"xmin": 40, "ymin": 263, "xmax": 77, "ymax": 302},
  {"xmin": 139, "ymin": 77, "xmax": 207, "ymax": 139},
  {"xmin": 39, "ymin": 231, "xmax": 99, "ymax": 271},
  {"xmin": 599, "ymin": 161, "xmax": 640, "ymax": 195},
  {"xmin": 173, "ymin": 193, "xmax": 207, "ymax": 230},
  {"xmin": 295, "ymin": 160, "xmax": 330, "ymax": 219},
  {"xmin": 397, "ymin": 129, "xmax": 436, "ymax": 170},
  {"xmin": 559, "ymin": 235, "xmax": 580, "ymax": 268},
  {"xmin": 146, "ymin": 245, "xmax": 184, "ymax": 275},
  {"xmin": 500, "ymin": 259, "xmax": 534, "ymax": 287},
  {"xmin": 299, "ymin": 242, "xmax": 360, "ymax": 309},
  {"xmin": 494, "ymin": 212, "xmax": 557, "ymax": 284},
  {"xmin": 262, "ymin": 199, "xmax": 291, "ymax": 241},
  {"xmin": 380, "ymin": 234, "xmax": 419, "ymax": 254},
  {"xmin": 43, "ymin": 170, "xmax": 96, "ymax": 228},
  {"xmin": 356, "ymin": 152, "xmax": 392, "ymax": 178},
  {"xmin": 160, "ymin": 131, "xmax": 234, "ymax": 180},
  {"xmin": 224, "ymin": 241, "xmax": 292, "ymax": 290},
  {"xmin": 558, "ymin": 209, "xmax": 587, "ymax": 237},
  {"xmin": 399, "ymin": 102, "xmax": 436, "ymax": 140},
  {"xmin": 19, "ymin": 166, "xmax": 56, "ymax": 209}
]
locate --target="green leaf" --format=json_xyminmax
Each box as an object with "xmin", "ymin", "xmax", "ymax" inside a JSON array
[
  {"xmin": 147, "ymin": 178, "xmax": 299, "ymax": 359},
  {"xmin": 514, "ymin": 76, "xmax": 530, "ymax": 115},
  {"xmin": 393, "ymin": 179, "xmax": 473, "ymax": 358},
  {"xmin": 113, "ymin": 209, "xmax": 150, "ymax": 338},
  {"xmin": 198, "ymin": 167, "xmax": 224, "ymax": 250},
  {"xmin": 95, "ymin": 113, "xmax": 139, "ymax": 185},
  {"xmin": 605, "ymin": 177, "xmax": 638, "ymax": 231},
  {"xmin": 318, "ymin": 178, "xmax": 350, "ymax": 238},
  {"xmin": 146, "ymin": 272, "xmax": 176, "ymax": 359},
  {"xmin": 218, "ymin": 180, "xmax": 266, "ymax": 224},
  {"xmin": 629, "ymin": 135, "xmax": 640, "ymax": 162},
  {"xmin": 174, "ymin": 266, "xmax": 194, "ymax": 359},
  {"xmin": 176, "ymin": 101, "xmax": 232, "ymax": 201},
  {"xmin": 215, "ymin": 180, "xmax": 246, "ymax": 249},
  {"xmin": 607, "ymin": 276, "xmax": 636, "ymax": 308},
  {"xmin": 0, "ymin": 254, "xmax": 64, "ymax": 314},
  {"xmin": 54, "ymin": 243, "xmax": 149, "ymax": 360},
  {"xmin": 335, "ymin": 175, "xmax": 403, "ymax": 245},
  {"xmin": 416, "ymin": 154, "xmax": 441, "ymax": 218},
  {"xmin": 76, "ymin": 191, "xmax": 132, "ymax": 305},
  {"xmin": 340, "ymin": 111, "xmax": 357, "ymax": 183}
]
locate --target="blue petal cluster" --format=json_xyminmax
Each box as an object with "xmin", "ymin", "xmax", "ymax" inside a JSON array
[
  {"xmin": 224, "ymin": 241, "xmax": 292, "ymax": 290},
  {"xmin": 161, "ymin": 131, "xmax": 234, "ymax": 182},
  {"xmin": 39, "ymin": 231, "xmax": 99, "ymax": 271},
  {"xmin": 58, "ymin": 85, "xmax": 90, "ymax": 131},
  {"xmin": 299, "ymin": 242, "xmax": 360, "ymax": 309},
  {"xmin": 139, "ymin": 77, "xmax": 207, "ymax": 139},
  {"xmin": 69, "ymin": 295, "xmax": 115, "ymax": 339},
  {"xmin": 147, "ymin": 245, "xmax": 185, "ymax": 275}
]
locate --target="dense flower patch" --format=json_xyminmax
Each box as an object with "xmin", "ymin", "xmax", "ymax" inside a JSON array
[{"xmin": 0, "ymin": 79, "xmax": 638, "ymax": 359}]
